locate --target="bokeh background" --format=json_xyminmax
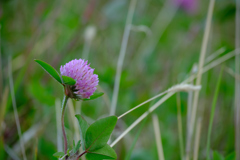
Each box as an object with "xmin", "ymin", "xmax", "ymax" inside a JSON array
[{"xmin": 0, "ymin": 0, "xmax": 238, "ymax": 159}]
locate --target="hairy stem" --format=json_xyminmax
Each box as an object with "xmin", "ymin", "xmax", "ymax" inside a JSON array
[{"xmin": 61, "ymin": 95, "xmax": 69, "ymax": 158}]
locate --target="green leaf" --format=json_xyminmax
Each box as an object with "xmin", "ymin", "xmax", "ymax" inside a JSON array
[
  {"xmin": 85, "ymin": 116, "xmax": 118, "ymax": 151},
  {"xmin": 86, "ymin": 144, "xmax": 117, "ymax": 160},
  {"xmin": 73, "ymin": 140, "xmax": 75, "ymax": 148},
  {"xmin": 62, "ymin": 75, "xmax": 76, "ymax": 85},
  {"xmin": 75, "ymin": 114, "xmax": 89, "ymax": 150},
  {"xmin": 67, "ymin": 149, "xmax": 70, "ymax": 156},
  {"xmin": 213, "ymin": 151, "xmax": 224, "ymax": 160},
  {"xmin": 34, "ymin": 59, "xmax": 62, "ymax": 84},
  {"xmin": 53, "ymin": 152, "xmax": 65, "ymax": 158},
  {"xmin": 83, "ymin": 92, "xmax": 104, "ymax": 101},
  {"xmin": 73, "ymin": 140, "xmax": 81, "ymax": 153},
  {"xmin": 225, "ymin": 152, "xmax": 235, "ymax": 160}
]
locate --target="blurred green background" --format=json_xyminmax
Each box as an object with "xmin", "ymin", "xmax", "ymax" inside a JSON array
[{"xmin": 0, "ymin": 0, "xmax": 237, "ymax": 159}]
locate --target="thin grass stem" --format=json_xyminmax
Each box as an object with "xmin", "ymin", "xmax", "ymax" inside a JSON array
[
  {"xmin": 193, "ymin": 118, "xmax": 202, "ymax": 160},
  {"xmin": 112, "ymin": 48, "xmax": 232, "ymax": 148},
  {"xmin": 110, "ymin": 92, "xmax": 175, "ymax": 147},
  {"xmin": 152, "ymin": 114, "xmax": 165, "ymax": 160},
  {"xmin": 110, "ymin": 0, "xmax": 138, "ymax": 115},
  {"xmin": 177, "ymin": 93, "xmax": 184, "ymax": 160},
  {"xmin": 55, "ymin": 99, "xmax": 63, "ymax": 153},
  {"xmin": 206, "ymin": 67, "xmax": 223, "ymax": 159},
  {"xmin": 118, "ymin": 90, "xmax": 168, "ymax": 119},
  {"xmin": 225, "ymin": 66, "xmax": 240, "ymax": 80},
  {"xmin": 235, "ymin": 0, "xmax": 240, "ymax": 159},
  {"xmin": 189, "ymin": 1, "xmax": 215, "ymax": 158},
  {"xmin": 68, "ymin": 100, "xmax": 80, "ymax": 141},
  {"xmin": 68, "ymin": 99, "xmax": 87, "ymax": 160},
  {"xmin": 0, "ymin": 87, "xmax": 9, "ymax": 134},
  {"xmin": 205, "ymin": 47, "xmax": 226, "ymax": 64},
  {"xmin": 4, "ymin": 144, "xmax": 21, "ymax": 160},
  {"xmin": 8, "ymin": 56, "xmax": 27, "ymax": 160},
  {"xmin": 187, "ymin": 1, "xmax": 215, "ymax": 156},
  {"xmin": 118, "ymin": 84, "xmax": 200, "ymax": 119},
  {"xmin": 133, "ymin": 0, "xmax": 178, "ymax": 68},
  {"xmin": 186, "ymin": 64, "xmax": 197, "ymax": 158},
  {"xmin": 124, "ymin": 117, "xmax": 147, "ymax": 160},
  {"xmin": 0, "ymin": 25, "xmax": 3, "ymax": 98}
]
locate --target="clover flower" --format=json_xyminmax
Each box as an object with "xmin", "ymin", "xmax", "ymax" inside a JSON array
[
  {"xmin": 60, "ymin": 59, "xmax": 99, "ymax": 99},
  {"xmin": 174, "ymin": 0, "xmax": 198, "ymax": 14}
]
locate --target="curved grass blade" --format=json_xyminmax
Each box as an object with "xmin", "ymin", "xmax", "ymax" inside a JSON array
[{"xmin": 34, "ymin": 59, "xmax": 62, "ymax": 84}]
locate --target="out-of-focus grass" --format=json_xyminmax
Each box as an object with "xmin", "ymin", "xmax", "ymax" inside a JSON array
[{"xmin": 0, "ymin": 0, "xmax": 237, "ymax": 159}]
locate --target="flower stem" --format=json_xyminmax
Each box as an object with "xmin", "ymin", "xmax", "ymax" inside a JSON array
[{"xmin": 61, "ymin": 95, "xmax": 69, "ymax": 157}]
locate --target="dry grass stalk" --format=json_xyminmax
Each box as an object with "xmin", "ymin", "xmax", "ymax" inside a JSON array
[
  {"xmin": 193, "ymin": 118, "xmax": 202, "ymax": 160},
  {"xmin": 225, "ymin": 66, "xmax": 240, "ymax": 81},
  {"xmin": 152, "ymin": 114, "xmax": 165, "ymax": 160},
  {"xmin": 110, "ymin": 0, "xmax": 138, "ymax": 115},
  {"xmin": 118, "ymin": 84, "xmax": 201, "ymax": 119},
  {"xmin": 111, "ymin": 48, "xmax": 237, "ymax": 148},
  {"xmin": 187, "ymin": 0, "xmax": 215, "ymax": 159},
  {"xmin": 177, "ymin": 94, "xmax": 184, "ymax": 160},
  {"xmin": 205, "ymin": 47, "xmax": 226, "ymax": 64}
]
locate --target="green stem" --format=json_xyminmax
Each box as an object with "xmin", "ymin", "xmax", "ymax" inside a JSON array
[
  {"xmin": 61, "ymin": 95, "xmax": 69, "ymax": 158},
  {"xmin": 206, "ymin": 67, "xmax": 223, "ymax": 160}
]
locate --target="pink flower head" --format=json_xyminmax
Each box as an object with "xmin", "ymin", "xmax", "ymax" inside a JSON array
[
  {"xmin": 174, "ymin": 0, "xmax": 198, "ymax": 14},
  {"xmin": 60, "ymin": 59, "xmax": 99, "ymax": 99}
]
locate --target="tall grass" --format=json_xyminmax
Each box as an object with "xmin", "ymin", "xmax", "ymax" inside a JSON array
[
  {"xmin": 152, "ymin": 114, "xmax": 165, "ymax": 160},
  {"xmin": 193, "ymin": 118, "xmax": 202, "ymax": 160},
  {"xmin": 124, "ymin": 117, "xmax": 147, "ymax": 160},
  {"xmin": 176, "ymin": 93, "xmax": 184, "ymax": 160},
  {"xmin": 235, "ymin": 0, "xmax": 240, "ymax": 159},
  {"xmin": 2, "ymin": 0, "xmax": 238, "ymax": 159},
  {"xmin": 110, "ymin": 0, "xmax": 138, "ymax": 115},
  {"xmin": 187, "ymin": 0, "xmax": 215, "ymax": 159},
  {"xmin": 8, "ymin": 57, "xmax": 27, "ymax": 160},
  {"xmin": 206, "ymin": 67, "xmax": 223, "ymax": 159}
]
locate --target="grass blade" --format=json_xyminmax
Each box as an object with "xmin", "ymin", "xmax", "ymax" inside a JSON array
[
  {"xmin": 110, "ymin": 0, "xmax": 137, "ymax": 115},
  {"xmin": 206, "ymin": 67, "xmax": 223, "ymax": 160},
  {"xmin": 235, "ymin": 0, "xmax": 240, "ymax": 158},
  {"xmin": 0, "ymin": 87, "xmax": 9, "ymax": 159},
  {"xmin": 8, "ymin": 56, "xmax": 27, "ymax": 160},
  {"xmin": 177, "ymin": 93, "xmax": 184, "ymax": 160},
  {"xmin": 193, "ymin": 118, "xmax": 202, "ymax": 160},
  {"xmin": 124, "ymin": 117, "xmax": 147, "ymax": 160},
  {"xmin": 152, "ymin": 114, "xmax": 165, "ymax": 160},
  {"xmin": 188, "ymin": 0, "xmax": 215, "ymax": 158}
]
